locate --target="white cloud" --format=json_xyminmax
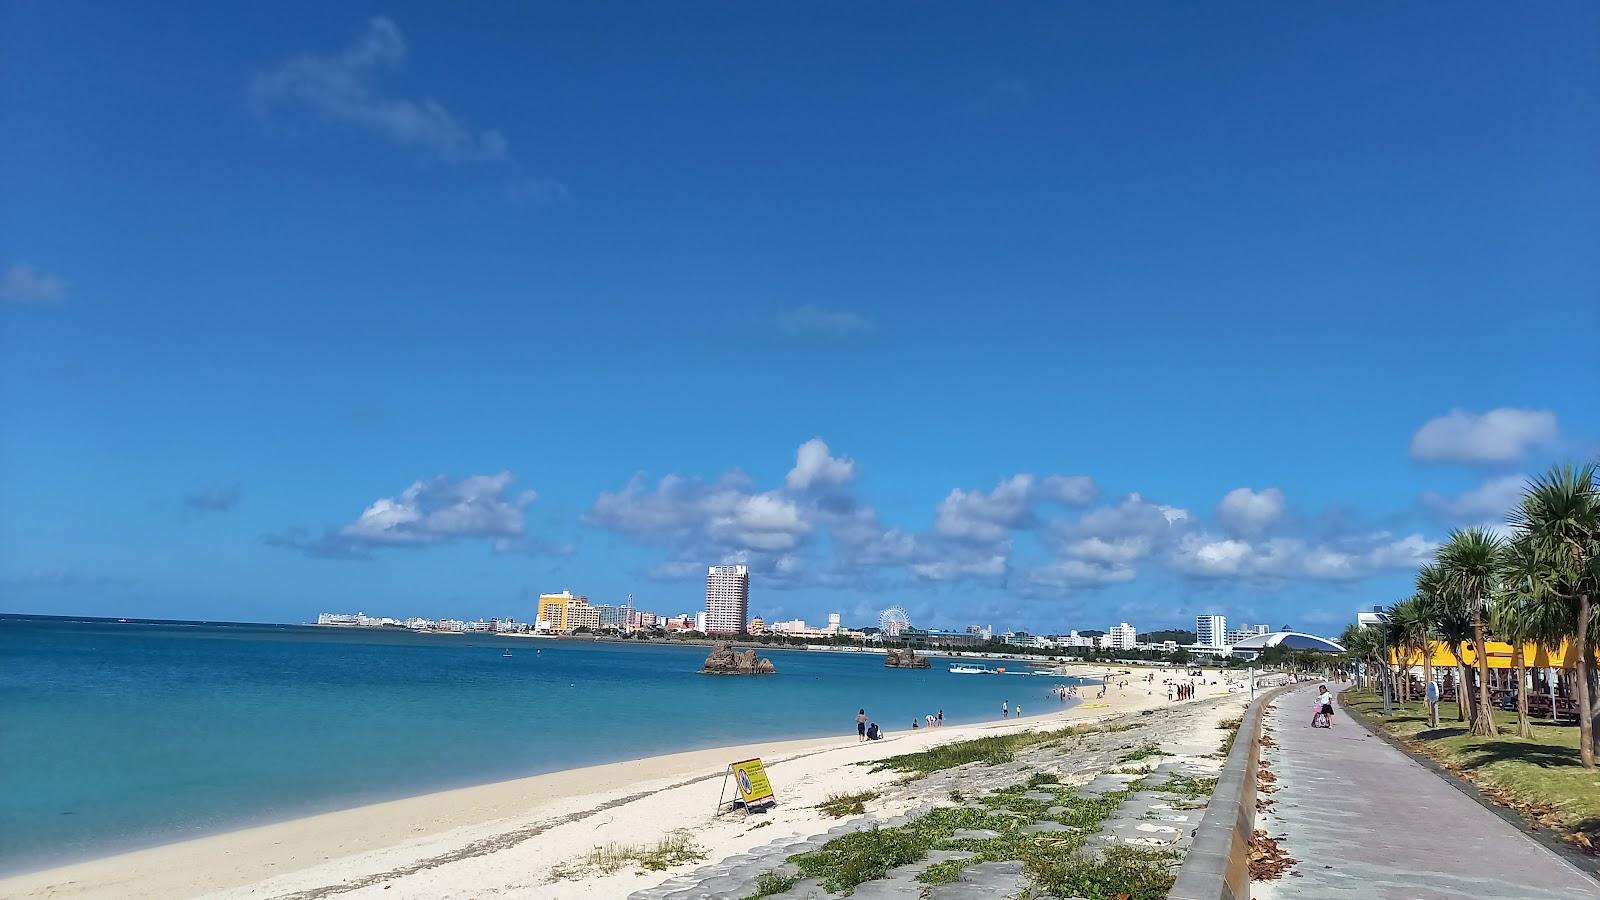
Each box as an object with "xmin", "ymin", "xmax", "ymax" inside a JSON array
[
  {"xmin": 776, "ymin": 305, "xmax": 875, "ymax": 336},
  {"xmin": 935, "ymin": 475, "xmax": 1038, "ymax": 543},
  {"xmin": 1410, "ymin": 408, "xmax": 1559, "ymax": 463},
  {"xmin": 910, "ymin": 552, "xmax": 1008, "ymax": 581},
  {"xmin": 0, "ymin": 262, "xmax": 66, "ymax": 304},
  {"xmin": 1028, "ymin": 558, "xmax": 1136, "ymax": 590},
  {"xmin": 587, "ymin": 468, "xmax": 813, "ymax": 559},
  {"xmin": 250, "ymin": 18, "xmax": 510, "ymax": 164},
  {"xmin": 338, "ymin": 471, "xmax": 535, "ymax": 545},
  {"xmin": 1059, "ymin": 535, "xmax": 1153, "ymax": 565},
  {"xmin": 934, "ymin": 473, "xmax": 1098, "ymax": 544},
  {"xmin": 1171, "ymin": 530, "xmax": 1435, "ymax": 581},
  {"xmin": 1217, "ymin": 487, "xmax": 1286, "ymax": 536},
  {"xmin": 1420, "ymin": 474, "xmax": 1527, "ymax": 524},
  {"xmin": 1038, "ymin": 474, "xmax": 1098, "ymax": 506},
  {"xmin": 266, "ymin": 471, "xmax": 549, "ymax": 558},
  {"xmin": 786, "ymin": 438, "xmax": 856, "ymax": 492}
]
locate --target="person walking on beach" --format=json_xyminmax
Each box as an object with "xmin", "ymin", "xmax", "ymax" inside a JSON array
[{"xmin": 856, "ymin": 709, "xmax": 867, "ymax": 741}]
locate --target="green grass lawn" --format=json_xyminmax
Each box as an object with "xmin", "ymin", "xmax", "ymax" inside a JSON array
[{"xmin": 1342, "ymin": 689, "xmax": 1600, "ymax": 849}]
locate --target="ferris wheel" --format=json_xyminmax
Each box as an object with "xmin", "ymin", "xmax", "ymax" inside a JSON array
[{"xmin": 879, "ymin": 606, "xmax": 911, "ymax": 636}]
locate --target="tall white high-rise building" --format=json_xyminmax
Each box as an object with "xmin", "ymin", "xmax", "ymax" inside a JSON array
[
  {"xmin": 1108, "ymin": 622, "xmax": 1138, "ymax": 650},
  {"xmin": 1196, "ymin": 615, "xmax": 1227, "ymax": 648},
  {"xmin": 705, "ymin": 565, "xmax": 750, "ymax": 634}
]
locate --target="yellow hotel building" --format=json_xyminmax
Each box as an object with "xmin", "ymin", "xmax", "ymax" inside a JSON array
[{"xmin": 536, "ymin": 590, "xmax": 596, "ymax": 633}]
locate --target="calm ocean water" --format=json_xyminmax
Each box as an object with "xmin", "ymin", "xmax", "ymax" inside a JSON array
[{"xmin": 0, "ymin": 616, "xmax": 1087, "ymax": 873}]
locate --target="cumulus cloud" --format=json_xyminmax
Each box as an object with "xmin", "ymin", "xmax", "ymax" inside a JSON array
[
  {"xmin": 250, "ymin": 18, "xmax": 510, "ymax": 164},
  {"xmin": 1217, "ymin": 487, "xmax": 1286, "ymax": 536},
  {"xmin": 1171, "ymin": 530, "xmax": 1435, "ymax": 581},
  {"xmin": 1038, "ymin": 475, "xmax": 1098, "ymax": 506},
  {"xmin": 1027, "ymin": 558, "xmax": 1136, "ymax": 590},
  {"xmin": 776, "ymin": 305, "xmax": 875, "ymax": 336},
  {"xmin": 935, "ymin": 475, "xmax": 1039, "ymax": 543},
  {"xmin": 184, "ymin": 485, "xmax": 240, "ymax": 512},
  {"xmin": 1410, "ymin": 408, "xmax": 1559, "ymax": 464},
  {"xmin": 935, "ymin": 473, "xmax": 1099, "ymax": 545},
  {"xmin": 587, "ymin": 471, "xmax": 812, "ymax": 553},
  {"xmin": 0, "ymin": 262, "xmax": 66, "ymax": 304},
  {"xmin": 786, "ymin": 438, "xmax": 856, "ymax": 493},
  {"xmin": 1420, "ymin": 474, "xmax": 1527, "ymax": 525},
  {"xmin": 266, "ymin": 471, "xmax": 549, "ymax": 559},
  {"xmin": 1027, "ymin": 493, "xmax": 1189, "ymax": 593}
]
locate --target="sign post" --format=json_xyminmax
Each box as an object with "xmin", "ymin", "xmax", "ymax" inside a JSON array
[{"xmin": 716, "ymin": 757, "xmax": 776, "ymax": 815}]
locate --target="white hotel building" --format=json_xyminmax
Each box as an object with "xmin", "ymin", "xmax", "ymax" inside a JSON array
[
  {"xmin": 705, "ymin": 565, "xmax": 750, "ymax": 635},
  {"xmin": 1196, "ymin": 615, "xmax": 1227, "ymax": 648}
]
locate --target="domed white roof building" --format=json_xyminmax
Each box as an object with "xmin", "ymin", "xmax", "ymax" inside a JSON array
[{"xmin": 1228, "ymin": 630, "xmax": 1344, "ymax": 660}]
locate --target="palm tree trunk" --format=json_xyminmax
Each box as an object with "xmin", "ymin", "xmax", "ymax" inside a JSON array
[
  {"xmin": 1514, "ymin": 643, "xmax": 1532, "ymax": 738},
  {"xmin": 1455, "ymin": 650, "xmax": 1471, "ymax": 723},
  {"xmin": 1471, "ymin": 607, "xmax": 1495, "ymax": 737},
  {"xmin": 1578, "ymin": 592, "xmax": 1596, "ymax": 769},
  {"xmin": 1423, "ymin": 632, "xmax": 1437, "ymax": 728}
]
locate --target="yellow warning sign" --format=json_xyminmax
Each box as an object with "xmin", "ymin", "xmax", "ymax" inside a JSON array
[{"xmin": 729, "ymin": 757, "xmax": 775, "ymax": 805}]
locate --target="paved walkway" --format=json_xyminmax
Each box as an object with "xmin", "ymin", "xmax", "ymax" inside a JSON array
[{"xmin": 1257, "ymin": 683, "xmax": 1600, "ymax": 899}]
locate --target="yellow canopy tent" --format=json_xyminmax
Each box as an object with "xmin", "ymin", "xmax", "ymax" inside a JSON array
[{"xmin": 1387, "ymin": 640, "xmax": 1591, "ymax": 671}]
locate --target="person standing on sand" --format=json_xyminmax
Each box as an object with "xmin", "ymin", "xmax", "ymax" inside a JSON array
[
  {"xmin": 937, "ymin": 709, "xmax": 943, "ymax": 727},
  {"xmin": 1002, "ymin": 699, "xmax": 1009, "ymax": 718},
  {"xmin": 1015, "ymin": 704, "xmax": 1023, "ymax": 717},
  {"xmin": 856, "ymin": 709, "xmax": 867, "ymax": 741}
]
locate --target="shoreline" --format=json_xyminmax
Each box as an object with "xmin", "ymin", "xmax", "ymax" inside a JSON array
[{"xmin": 1, "ymin": 669, "xmax": 1248, "ymax": 900}]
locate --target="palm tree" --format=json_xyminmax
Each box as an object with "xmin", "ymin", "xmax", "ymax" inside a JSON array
[
  {"xmin": 1509, "ymin": 463, "xmax": 1600, "ymax": 767},
  {"xmin": 1429, "ymin": 578, "xmax": 1476, "ymax": 724},
  {"xmin": 1414, "ymin": 565, "xmax": 1447, "ymax": 726},
  {"xmin": 1339, "ymin": 623, "xmax": 1380, "ymax": 690},
  {"xmin": 1388, "ymin": 597, "xmax": 1431, "ymax": 705},
  {"xmin": 1489, "ymin": 556, "xmax": 1536, "ymax": 739},
  {"xmin": 1496, "ymin": 532, "xmax": 1571, "ymax": 737},
  {"xmin": 1437, "ymin": 528, "xmax": 1507, "ymax": 737}
]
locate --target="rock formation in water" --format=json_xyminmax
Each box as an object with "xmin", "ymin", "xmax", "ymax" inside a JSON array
[
  {"xmin": 701, "ymin": 641, "xmax": 777, "ymax": 675},
  {"xmin": 884, "ymin": 646, "xmax": 931, "ymax": 668}
]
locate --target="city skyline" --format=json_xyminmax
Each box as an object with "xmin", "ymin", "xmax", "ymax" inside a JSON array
[{"xmin": 3, "ymin": 5, "xmax": 1597, "ymax": 632}]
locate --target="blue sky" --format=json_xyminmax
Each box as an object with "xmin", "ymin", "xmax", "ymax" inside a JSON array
[{"xmin": 3, "ymin": 3, "xmax": 1596, "ymax": 634}]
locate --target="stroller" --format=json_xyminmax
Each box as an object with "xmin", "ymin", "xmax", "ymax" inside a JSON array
[{"xmin": 1312, "ymin": 698, "xmax": 1331, "ymax": 728}]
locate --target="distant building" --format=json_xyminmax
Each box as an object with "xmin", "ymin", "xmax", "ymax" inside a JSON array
[
  {"xmin": 827, "ymin": 612, "xmax": 842, "ymax": 633},
  {"xmin": 894, "ymin": 627, "xmax": 985, "ymax": 649},
  {"xmin": 705, "ymin": 565, "xmax": 750, "ymax": 634},
  {"xmin": 747, "ymin": 616, "xmax": 766, "ymax": 634},
  {"xmin": 1108, "ymin": 622, "xmax": 1138, "ymax": 651},
  {"xmin": 966, "ymin": 624, "xmax": 993, "ymax": 640},
  {"xmin": 695, "ymin": 611, "xmax": 708, "ymax": 632},
  {"xmin": 537, "ymin": 591, "xmax": 598, "ymax": 633},
  {"xmin": 1357, "ymin": 607, "xmax": 1387, "ymax": 629},
  {"xmin": 1196, "ymin": 615, "xmax": 1227, "ymax": 648},
  {"xmin": 1059, "ymin": 630, "xmax": 1095, "ymax": 648},
  {"xmin": 1226, "ymin": 624, "xmax": 1269, "ymax": 645}
]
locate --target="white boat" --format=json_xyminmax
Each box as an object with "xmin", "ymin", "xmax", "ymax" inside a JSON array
[
  {"xmin": 502, "ymin": 649, "xmax": 513, "ymax": 658},
  {"xmin": 948, "ymin": 664, "xmax": 991, "ymax": 674}
]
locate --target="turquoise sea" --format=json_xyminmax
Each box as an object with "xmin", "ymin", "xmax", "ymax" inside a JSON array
[{"xmin": 0, "ymin": 615, "xmax": 1088, "ymax": 873}]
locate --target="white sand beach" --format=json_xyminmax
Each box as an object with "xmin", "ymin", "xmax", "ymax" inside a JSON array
[{"xmin": 2, "ymin": 670, "xmax": 1245, "ymax": 900}]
